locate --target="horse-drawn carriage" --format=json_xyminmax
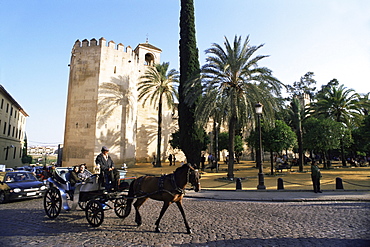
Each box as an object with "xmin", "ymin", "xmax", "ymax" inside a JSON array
[
  {"xmin": 43, "ymin": 167, "xmax": 135, "ymax": 227},
  {"xmin": 43, "ymin": 164, "xmax": 201, "ymax": 233}
]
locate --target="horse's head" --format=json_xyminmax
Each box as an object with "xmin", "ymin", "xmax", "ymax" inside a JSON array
[{"xmin": 188, "ymin": 165, "xmax": 201, "ymax": 192}]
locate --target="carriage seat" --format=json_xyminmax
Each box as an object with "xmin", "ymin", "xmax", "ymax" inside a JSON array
[
  {"xmin": 79, "ymin": 175, "xmax": 103, "ymax": 192},
  {"xmin": 53, "ymin": 170, "xmax": 68, "ymax": 184}
]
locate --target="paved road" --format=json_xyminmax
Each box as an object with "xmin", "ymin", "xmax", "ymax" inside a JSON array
[{"xmin": 0, "ymin": 197, "xmax": 369, "ymax": 247}]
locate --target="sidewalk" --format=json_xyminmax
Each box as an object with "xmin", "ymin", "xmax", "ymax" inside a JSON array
[
  {"xmin": 185, "ymin": 189, "xmax": 370, "ymax": 202},
  {"xmin": 126, "ymin": 161, "xmax": 370, "ymax": 202}
]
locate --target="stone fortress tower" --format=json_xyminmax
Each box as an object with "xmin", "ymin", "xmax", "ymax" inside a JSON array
[{"xmin": 62, "ymin": 37, "xmax": 177, "ymax": 168}]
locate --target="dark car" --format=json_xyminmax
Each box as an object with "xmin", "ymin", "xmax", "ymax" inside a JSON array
[{"xmin": 0, "ymin": 171, "xmax": 47, "ymax": 203}]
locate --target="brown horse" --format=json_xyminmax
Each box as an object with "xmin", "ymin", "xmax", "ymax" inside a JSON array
[{"xmin": 122, "ymin": 163, "xmax": 200, "ymax": 233}]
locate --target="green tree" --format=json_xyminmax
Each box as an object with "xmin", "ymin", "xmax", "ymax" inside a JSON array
[
  {"xmin": 263, "ymin": 120, "xmax": 297, "ymax": 175},
  {"xmin": 218, "ymin": 132, "xmax": 244, "ymax": 154},
  {"xmin": 303, "ymin": 117, "xmax": 344, "ymax": 168},
  {"xmin": 287, "ymin": 97, "xmax": 309, "ymax": 172},
  {"xmin": 312, "ymin": 83, "xmax": 362, "ymax": 165},
  {"xmin": 138, "ymin": 62, "xmax": 178, "ymax": 167},
  {"xmin": 179, "ymin": 0, "xmax": 204, "ymax": 166},
  {"xmin": 170, "ymin": 129, "xmax": 210, "ymax": 152},
  {"xmin": 247, "ymin": 120, "xmax": 296, "ymax": 175},
  {"xmin": 197, "ymin": 35, "xmax": 282, "ymax": 179},
  {"xmin": 286, "ymin": 72, "xmax": 317, "ymax": 99},
  {"xmin": 352, "ymin": 115, "xmax": 370, "ymax": 155},
  {"xmin": 358, "ymin": 92, "xmax": 370, "ymax": 116},
  {"xmin": 286, "ymin": 72, "xmax": 317, "ymax": 172},
  {"xmin": 21, "ymin": 135, "xmax": 32, "ymax": 164}
]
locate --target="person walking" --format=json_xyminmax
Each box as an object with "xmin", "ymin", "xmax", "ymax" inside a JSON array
[
  {"xmin": 200, "ymin": 154, "xmax": 206, "ymax": 171},
  {"xmin": 169, "ymin": 154, "xmax": 173, "ymax": 166},
  {"xmin": 311, "ymin": 160, "xmax": 322, "ymax": 193}
]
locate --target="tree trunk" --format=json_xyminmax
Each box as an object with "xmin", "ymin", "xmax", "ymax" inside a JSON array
[
  {"xmin": 156, "ymin": 98, "xmax": 163, "ymax": 167},
  {"xmin": 340, "ymin": 139, "xmax": 346, "ymax": 166},
  {"xmin": 227, "ymin": 116, "xmax": 236, "ymax": 179},
  {"xmin": 214, "ymin": 121, "xmax": 219, "ymax": 172},
  {"xmin": 270, "ymin": 151, "xmax": 274, "ymax": 175},
  {"xmin": 297, "ymin": 123, "xmax": 304, "ymax": 172}
]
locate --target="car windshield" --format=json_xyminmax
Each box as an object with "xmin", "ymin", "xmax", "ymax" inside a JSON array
[{"xmin": 5, "ymin": 172, "xmax": 37, "ymax": 182}]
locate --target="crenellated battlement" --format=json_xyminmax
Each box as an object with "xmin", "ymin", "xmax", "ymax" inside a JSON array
[{"xmin": 73, "ymin": 37, "xmax": 132, "ymax": 53}]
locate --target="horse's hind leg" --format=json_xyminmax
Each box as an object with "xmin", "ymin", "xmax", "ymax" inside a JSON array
[
  {"xmin": 133, "ymin": 197, "xmax": 147, "ymax": 226},
  {"xmin": 176, "ymin": 200, "xmax": 192, "ymax": 234},
  {"xmin": 154, "ymin": 201, "xmax": 170, "ymax": 233}
]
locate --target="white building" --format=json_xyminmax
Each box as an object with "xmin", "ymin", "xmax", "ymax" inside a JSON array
[{"xmin": 0, "ymin": 85, "xmax": 28, "ymax": 167}]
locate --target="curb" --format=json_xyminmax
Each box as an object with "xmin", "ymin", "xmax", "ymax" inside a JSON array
[{"xmin": 184, "ymin": 189, "xmax": 370, "ymax": 202}]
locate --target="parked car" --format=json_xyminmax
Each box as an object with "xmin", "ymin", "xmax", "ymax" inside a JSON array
[{"xmin": 0, "ymin": 171, "xmax": 47, "ymax": 203}]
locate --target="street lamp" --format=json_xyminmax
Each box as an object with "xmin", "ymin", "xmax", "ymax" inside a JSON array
[{"xmin": 255, "ymin": 102, "xmax": 266, "ymax": 190}]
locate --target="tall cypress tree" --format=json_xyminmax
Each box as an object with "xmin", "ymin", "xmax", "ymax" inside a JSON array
[{"xmin": 179, "ymin": 0, "xmax": 203, "ymax": 166}]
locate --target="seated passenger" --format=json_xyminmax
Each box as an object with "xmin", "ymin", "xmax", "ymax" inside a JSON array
[
  {"xmin": 78, "ymin": 163, "xmax": 92, "ymax": 181},
  {"xmin": 69, "ymin": 166, "xmax": 81, "ymax": 186}
]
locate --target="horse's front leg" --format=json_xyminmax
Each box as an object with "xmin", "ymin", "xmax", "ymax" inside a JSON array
[
  {"xmin": 155, "ymin": 201, "xmax": 170, "ymax": 233},
  {"xmin": 176, "ymin": 200, "xmax": 192, "ymax": 234}
]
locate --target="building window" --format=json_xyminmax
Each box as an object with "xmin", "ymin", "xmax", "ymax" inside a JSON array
[
  {"xmin": 13, "ymin": 147, "xmax": 16, "ymax": 159},
  {"xmin": 3, "ymin": 122, "xmax": 6, "ymax": 134},
  {"xmin": 8, "ymin": 124, "xmax": 11, "ymax": 136},
  {"xmin": 12, "ymin": 126, "xmax": 15, "ymax": 137},
  {"xmin": 144, "ymin": 53, "xmax": 154, "ymax": 66},
  {"xmin": 6, "ymin": 103, "xmax": 9, "ymax": 113},
  {"xmin": 0, "ymin": 99, "xmax": 3, "ymax": 109},
  {"xmin": 5, "ymin": 147, "xmax": 8, "ymax": 160},
  {"xmin": 10, "ymin": 107, "xmax": 13, "ymax": 116}
]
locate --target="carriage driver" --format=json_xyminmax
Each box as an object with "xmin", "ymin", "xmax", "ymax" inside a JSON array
[{"xmin": 95, "ymin": 146, "xmax": 120, "ymax": 191}]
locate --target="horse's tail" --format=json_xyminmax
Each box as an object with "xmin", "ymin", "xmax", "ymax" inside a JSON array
[{"xmin": 123, "ymin": 178, "xmax": 136, "ymax": 218}]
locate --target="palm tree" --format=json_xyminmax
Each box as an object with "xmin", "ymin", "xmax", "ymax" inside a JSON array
[
  {"xmin": 312, "ymin": 83, "xmax": 362, "ymax": 166},
  {"xmin": 287, "ymin": 96, "xmax": 310, "ymax": 172},
  {"xmin": 138, "ymin": 62, "xmax": 179, "ymax": 167},
  {"xmin": 196, "ymin": 35, "xmax": 282, "ymax": 179},
  {"xmin": 358, "ymin": 92, "xmax": 370, "ymax": 116}
]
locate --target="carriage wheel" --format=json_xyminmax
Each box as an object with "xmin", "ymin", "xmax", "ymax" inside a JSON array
[
  {"xmin": 85, "ymin": 200, "xmax": 104, "ymax": 227},
  {"xmin": 44, "ymin": 187, "xmax": 62, "ymax": 219},
  {"xmin": 78, "ymin": 201, "xmax": 88, "ymax": 210},
  {"xmin": 114, "ymin": 198, "xmax": 127, "ymax": 218}
]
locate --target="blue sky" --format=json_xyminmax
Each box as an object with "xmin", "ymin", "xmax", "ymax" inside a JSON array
[{"xmin": 0, "ymin": 0, "xmax": 369, "ymax": 146}]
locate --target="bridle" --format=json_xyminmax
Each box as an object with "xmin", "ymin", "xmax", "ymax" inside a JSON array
[{"xmin": 187, "ymin": 167, "xmax": 200, "ymax": 191}]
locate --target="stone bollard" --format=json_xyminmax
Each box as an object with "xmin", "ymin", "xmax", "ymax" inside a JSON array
[
  {"xmin": 277, "ymin": 178, "xmax": 284, "ymax": 190},
  {"xmin": 336, "ymin": 177, "xmax": 344, "ymax": 190},
  {"xmin": 236, "ymin": 178, "xmax": 242, "ymax": 190}
]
